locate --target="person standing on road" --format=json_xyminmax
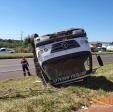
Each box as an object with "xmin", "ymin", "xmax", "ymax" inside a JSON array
[{"xmin": 21, "ymin": 56, "xmax": 31, "ymax": 76}]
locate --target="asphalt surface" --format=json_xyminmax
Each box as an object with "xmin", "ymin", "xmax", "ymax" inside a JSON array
[
  {"xmin": 0, "ymin": 58, "xmax": 35, "ymax": 72},
  {"xmin": 0, "ymin": 54, "xmax": 113, "ymax": 80},
  {"xmin": 0, "ymin": 69, "xmax": 36, "ymax": 80},
  {"xmin": 0, "ymin": 58, "xmax": 36, "ymax": 80}
]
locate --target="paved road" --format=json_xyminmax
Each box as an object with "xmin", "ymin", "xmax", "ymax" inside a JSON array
[
  {"xmin": 0, "ymin": 58, "xmax": 35, "ymax": 72},
  {"xmin": 0, "ymin": 58, "xmax": 36, "ymax": 80},
  {"xmin": 1, "ymin": 54, "xmax": 113, "ymax": 72},
  {"xmin": 0, "ymin": 54, "xmax": 113, "ymax": 80},
  {"xmin": 96, "ymin": 54, "xmax": 113, "ymax": 63}
]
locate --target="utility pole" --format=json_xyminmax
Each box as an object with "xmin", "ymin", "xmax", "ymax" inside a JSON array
[{"xmin": 21, "ymin": 31, "xmax": 23, "ymax": 43}]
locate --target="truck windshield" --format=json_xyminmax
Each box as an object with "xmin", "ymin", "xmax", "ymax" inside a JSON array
[{"xmin": 42, "ymin": 55, "xmax": 91, "ymax": 82}]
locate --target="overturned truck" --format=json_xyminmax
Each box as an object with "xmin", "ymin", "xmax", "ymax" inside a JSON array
[{"xmin": 29, "ymin": 28, "xmax": 102, "ymax": 87}]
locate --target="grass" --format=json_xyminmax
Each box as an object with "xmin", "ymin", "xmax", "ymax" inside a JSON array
[
  {"xmin": 0, "ymin": 63, "xmax": 113, "ymax": 112},
  {"xmin": 92, "ymin": 51, "xmax": 113, "ymax": 55},
  {"xmin": 0, "ymin": 52, "xmax": 113, "ymax": 59},
  {"xmin": 0, "ymin": 53, "xmax": 33, "ymax": 59}
]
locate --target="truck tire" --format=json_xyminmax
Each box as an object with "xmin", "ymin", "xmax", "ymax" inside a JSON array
[
  {"xmin": 30, "ymin": 33, "xmax": 39, "ymax": 48},
  {"xmin": 72, "ymin": 29, "xmax": 86, "ymax": 36}
]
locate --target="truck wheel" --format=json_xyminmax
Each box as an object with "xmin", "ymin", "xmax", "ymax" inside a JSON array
[{"xmin": 30, "ymin": 33, "xmax": 39, "ymax": 48}]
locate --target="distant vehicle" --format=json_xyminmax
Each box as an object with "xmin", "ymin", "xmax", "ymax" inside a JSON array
[
  {"xmin": 97, "ymin": 47, "xmax": 106, "ymax": 52},
  {"xmin": 107, "ymin": 46, "xmax": 113, "ymax": 51},
  {"xmin": 0, "ymin": 48, "xmax": 15, "ymax": 54}
]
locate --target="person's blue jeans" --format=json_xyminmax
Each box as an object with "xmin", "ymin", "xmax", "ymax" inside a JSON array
[{"xmin": 22, "ymin": 65, "xmax": 31, "ymax": 76}]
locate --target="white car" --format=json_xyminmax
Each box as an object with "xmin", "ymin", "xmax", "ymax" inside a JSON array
[
  {"xmin": 107, "ymin": 46, "xmax": 113, "ymax": 51},
  {"xmin": 0, "ymin": 48, "xmax": 15, "ymax": 54}
]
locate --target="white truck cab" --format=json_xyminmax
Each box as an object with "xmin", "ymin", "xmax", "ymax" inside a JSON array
[{"xmin": 29, "ymin": 28, "xmax": 102, "ymax": 87}]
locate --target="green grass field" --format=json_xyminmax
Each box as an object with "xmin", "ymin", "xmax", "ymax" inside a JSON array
[
  {"xmin": 0, "ymin": 62, "xmax": 113, "ymax": 112},
  {"xmin": 0, "ymin": 52, "xmax": 113, "ymax": 59},
  {"xmin": 0, "ymin": 53, "xmax": 33, "ymax": 59}
]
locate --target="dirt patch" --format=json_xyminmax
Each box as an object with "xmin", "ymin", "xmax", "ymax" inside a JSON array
[{"xmin": 85, "ymin": 94, "xmax": 113, "ymax": 112}]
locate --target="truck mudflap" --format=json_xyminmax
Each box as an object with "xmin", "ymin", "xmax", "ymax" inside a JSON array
[{"xmin": 41, "ymin": 51, "xmax": 92, "ymax": 86}]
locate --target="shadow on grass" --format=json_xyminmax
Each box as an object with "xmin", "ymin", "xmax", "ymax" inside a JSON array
[{"xmin": 64, "ymin": 76, "xmax": 113, "ymax": 92}]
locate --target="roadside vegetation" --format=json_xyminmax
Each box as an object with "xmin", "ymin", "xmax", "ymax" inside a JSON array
[
  {"xmin": 0, "ymin": 38, "xmax": 113, "ymax": 59},
  {"xmin": 0, "ymin": 37, "xmax": 32, "ymax": 53},
  {"xmin": 0, "ymin": 63, "xmax": 113, "ymax": 112},
  {"xmin": 1, "ymin": 52, "xmax": 113, "ymax": 59},
  {"xmin": 0, "ymin": 37, "xmax": 34, "ymax": 59},
  {"xmin": 0, "ymin": 53, "xmax": 33, "ymax": 59}
]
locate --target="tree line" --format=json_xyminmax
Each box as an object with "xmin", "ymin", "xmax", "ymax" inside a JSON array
[{"xmin": 0, "ymin": 37, "xmax": 32, "ymax": 53}]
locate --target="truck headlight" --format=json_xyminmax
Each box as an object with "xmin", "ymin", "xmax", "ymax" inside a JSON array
[
  {"xmin": 44, "ymin": 48, "xmax": 48, "ymax": 52},
  {"xmin": 39, "ymin": 50, "xmax": 44, "ymax": 54}
]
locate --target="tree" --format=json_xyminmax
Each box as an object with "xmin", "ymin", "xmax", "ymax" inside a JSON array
[
  {"xmin": 23, "ymin": 36, "xmax": 30, "ymax": 47},
  {"xmin": 110, "ymin": 42, "xmax": 113, "ymax": 44}
]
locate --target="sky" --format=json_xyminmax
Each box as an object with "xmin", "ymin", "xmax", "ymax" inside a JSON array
[{"xmin": 0, "ymin": 0, "xmax": 113, "ymax": 42}]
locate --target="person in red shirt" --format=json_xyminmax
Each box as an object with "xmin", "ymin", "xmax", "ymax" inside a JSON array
[{"xmin": 21, "ymin": 56, "xmax": 31, "ymax": 76}]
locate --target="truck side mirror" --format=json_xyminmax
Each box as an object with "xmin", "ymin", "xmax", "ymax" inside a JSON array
[{"xmin": 97, "ymin": 55, "xmax": 104, "ymax": 66}]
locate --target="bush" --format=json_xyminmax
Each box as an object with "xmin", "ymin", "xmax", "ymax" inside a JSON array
[{"xmin": 14, "ymin": 45, "xmax": 32, "ymax": 53}]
